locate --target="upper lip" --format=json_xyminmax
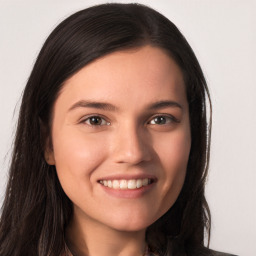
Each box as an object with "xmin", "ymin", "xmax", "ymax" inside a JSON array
[{"xmin": 97, "ymin": 173, "xmax": 157, "ymax": 181}]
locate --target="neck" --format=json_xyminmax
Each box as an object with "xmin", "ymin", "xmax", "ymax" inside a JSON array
[{"xmin": 65, "ymin": 209, "xmax": 147, "ymax": 256}]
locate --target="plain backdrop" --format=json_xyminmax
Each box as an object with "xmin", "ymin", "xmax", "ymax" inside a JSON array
[{"xmin": 0, "ymin": 0, "xmax": 255, "ymax": 255}]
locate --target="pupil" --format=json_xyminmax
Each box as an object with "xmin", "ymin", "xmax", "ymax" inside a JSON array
[
  {"xmin": 90, "ymin": 117, "xmax": 101, "ymax": 125},
  {"xmin": 155, "ymin": 116, "xmax": 165, "ymax": 124}
]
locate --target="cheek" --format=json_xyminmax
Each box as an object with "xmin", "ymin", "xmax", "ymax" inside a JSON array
[
  {"xmin": 52, "ymin": 128, "xmax": 108, "ymax": 189},
  {"xmin": 155, "ymin": 129, "xmax": 191, "ymax": 172},
  {"xmin": 153, "ymin": 129, "xmax": 191, "ymax": 208}
]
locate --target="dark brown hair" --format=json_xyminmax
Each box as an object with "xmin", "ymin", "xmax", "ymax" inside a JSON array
[{"xmin": 0, "ymin": 3, "xmax": 211, "ymax": 256}]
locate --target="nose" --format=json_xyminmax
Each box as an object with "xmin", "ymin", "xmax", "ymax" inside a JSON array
[{"xmin": 111, "ymin": 123, "xmax": 152, "ymax": 165}]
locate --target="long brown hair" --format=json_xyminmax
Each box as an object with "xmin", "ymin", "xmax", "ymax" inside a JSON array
[{"xmin": 0, "ymin": 3, "xmax": 212, "ymax": 256}]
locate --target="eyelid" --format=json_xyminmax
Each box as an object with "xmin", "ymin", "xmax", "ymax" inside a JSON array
[
  {"xmin": 80, "ymin": 114, "xmax": 110, "ymax": 126},
  {"xmin": 78, "ymin": 113, "xmax": 179, "ymax": 127},
  {"xmin": 147, "ymin": 114, "xmax": 180, "ymax": 125}
]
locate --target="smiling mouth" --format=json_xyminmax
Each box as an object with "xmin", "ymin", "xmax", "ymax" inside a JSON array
[{"xmin": 98, "ymin": 178, "xmax": 154, "ymax": 190}]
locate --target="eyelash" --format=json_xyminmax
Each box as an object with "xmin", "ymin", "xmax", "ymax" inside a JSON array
[
  {"xmin": 82, "ymin": 115, "xmax": 110, "ymax": 126},
  {"xmin": 148, "ymin": 114, "xmax": 179, "ymax": 125},
  {"xmin": 81, "ymin": 114, "xmax": 179, "ymax": 127}
]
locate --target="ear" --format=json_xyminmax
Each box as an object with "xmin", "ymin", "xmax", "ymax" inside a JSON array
[
  {"xmin": 40, "ymin": 118, "xmax": 55, "ymax": 165},
  {"xmin": 44, "ymin": 137, "xmax": 55, "ymax": 165}
]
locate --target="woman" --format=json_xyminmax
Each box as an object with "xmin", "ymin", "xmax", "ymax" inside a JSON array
[{"xmin": 0, "ymin": 3, "xmax": 236, "ymax": 256}]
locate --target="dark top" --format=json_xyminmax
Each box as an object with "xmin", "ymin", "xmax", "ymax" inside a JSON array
[
  {"xmin": 211, "ymin": 249, "xmax": 237, "ymax": 256},
  {"xmin": 147, "ymin": 249, "xmax": 238, "ymax": 256}
]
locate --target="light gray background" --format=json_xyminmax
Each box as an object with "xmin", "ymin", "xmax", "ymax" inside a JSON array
[{"xmin": 0, "ymin": 0, "xmax": 255, "ymax": 255}]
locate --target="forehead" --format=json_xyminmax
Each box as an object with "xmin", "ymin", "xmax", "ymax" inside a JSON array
[{"xmin": 56, "ymin": 46, "xmax": 186, "ymax": 111}]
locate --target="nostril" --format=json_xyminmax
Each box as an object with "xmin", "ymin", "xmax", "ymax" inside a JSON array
[{"xmin": 110, "ymin": 126, "xmax": 152, "ymax": 164}]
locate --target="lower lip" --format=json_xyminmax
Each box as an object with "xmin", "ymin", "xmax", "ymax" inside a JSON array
[{"xmin": 99, "ymin": 182, "xmax": 155, "ymax": 199}]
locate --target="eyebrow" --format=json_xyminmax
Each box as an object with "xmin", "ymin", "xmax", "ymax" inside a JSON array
[
  {"xmin": 147, "ymin": 100, "xmax": 183, "ymax": 110},
  {"xmin": 68, "ymin": 99, "xmax": 182, "ymax": 112},
  {"xmin": 68, "ymin": 100, "xmax": 117, "ymax": 112}
]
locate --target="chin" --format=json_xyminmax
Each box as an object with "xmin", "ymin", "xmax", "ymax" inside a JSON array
[{"xmin": 103, "ymin": 209, "xmax": 163, "ymax": 233}]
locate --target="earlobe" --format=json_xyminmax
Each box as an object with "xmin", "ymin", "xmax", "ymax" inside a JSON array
[
  {"xmin": 44, "ymin": 148, "xmax": 55, "ymax": 165},
  {"xmin": 44, "ymin": 133, "xmax": 55, "ymax": 165},
  {"xmin": 44, "ymin": 135, "xmax": 55, "ymax": 165},
  {"xmin": 40, "ymin": 118, "xmax": 55, "ymax": 165},
  {"xmin": 44, "ymin": 138, "xmax": 55, "ymax": 165}
]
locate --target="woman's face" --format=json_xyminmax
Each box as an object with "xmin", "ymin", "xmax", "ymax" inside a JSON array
[{"xmin": 46, "ymin": 46, "xmax": 191, "ymax": 232}]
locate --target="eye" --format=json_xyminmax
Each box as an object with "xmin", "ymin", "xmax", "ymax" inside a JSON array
[
  {"xmin": 83, "ymin": 116, "xmax": 110, "ymax": 126},
  {"xmin": 148, "ymin": 115, "xmax": 177, "ymax": 125}
]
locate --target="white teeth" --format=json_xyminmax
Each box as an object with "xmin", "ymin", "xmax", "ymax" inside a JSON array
[
  {"xmin": 107, "ymin": 180, "xmax": 112, "ymax": 188},
  {"xmin": 128, "ymin": 180, "xmax": 136, "ymax": 189},
  {"xmin": 120, "ymin": 180, "xmax": 128, "ymax": 189},
  {"xmin": 136, "ymin": 179, "xmax": 142, "ymax": 188},
  {"xmin": 99, "ymin": 178, "xmax": 152, "ymax": 190},
  {"xmin": 112, "ymin": 180, "xmax": 119, "ymax": 189}
]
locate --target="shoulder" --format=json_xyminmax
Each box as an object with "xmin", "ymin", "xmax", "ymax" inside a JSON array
[{"xmin": 210, "ymin": 249, "xmax": 238, "ymax": 256}]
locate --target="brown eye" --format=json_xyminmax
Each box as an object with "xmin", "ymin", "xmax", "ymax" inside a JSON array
[
  {"xmin": 84, "ymin": 116, "xmax": 110, "ymax": 126},
  {"xmin": 149, "ymin": 115, "xmax": 177, "ymax": 125},
  {"xmin": 153, "ymin": 116, "xmax": 167, "ymax": 125}
]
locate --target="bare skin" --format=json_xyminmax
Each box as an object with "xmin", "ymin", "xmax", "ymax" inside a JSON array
[{"xmin": 46, "ymin": 46, "xmax": 191, "ymax": 256}]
